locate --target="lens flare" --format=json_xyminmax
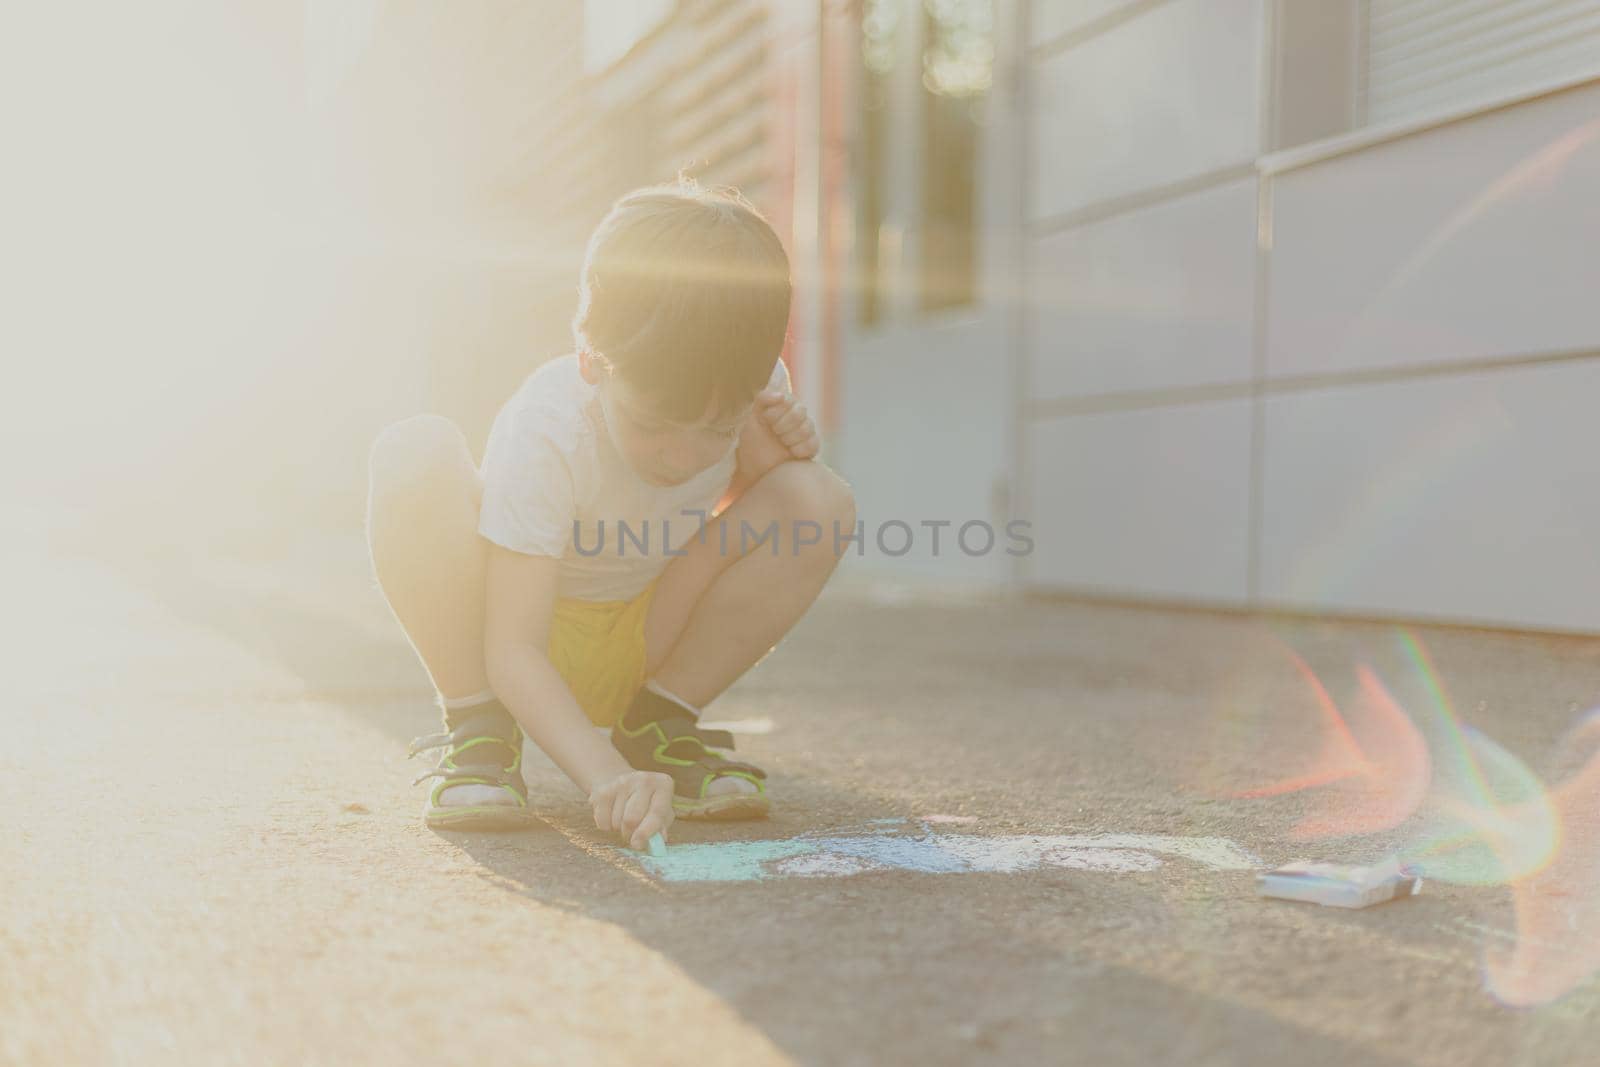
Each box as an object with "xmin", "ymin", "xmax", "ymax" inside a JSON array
[
  {"xmin": 1392, "ymin": 631, "xmax": 1557, "ymax": 887},
  {"xmin": 1215, "ymin": 630, "xmax": 1561, "ymax": 877},
  {"xmin": 1484, "ymin": 713, "xmax": 1600, "ymax": 1007},
  {"xmin": 1294, "ymin": 664, "xmax": 1431, "ymax": 840},
  {"xmin": 1217, "ymin": 638, "xmax": 1430, "ymax": 841},
  {"xmin": 1214, "ymin": 629, "xmax": 1600, "ymax": 1004}
]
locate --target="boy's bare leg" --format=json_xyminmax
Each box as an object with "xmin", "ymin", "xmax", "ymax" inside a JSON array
[
  {"xmin": 367, "ymin": 415, "xmax": 530, "ymax": 816},
  {"xmin": 365, "ymin": 414, "xmax": 493, "ymax": 704},
  {"xmin": 642, "ymin": 459, "xmax": 857, "ymax": 708}
]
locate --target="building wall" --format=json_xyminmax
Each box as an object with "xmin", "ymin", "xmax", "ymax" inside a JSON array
[
  {"xmin": 832, "ymin": 0, "xmax": 1026, "ymax": 587},
  {"xmin": 1023, "ymin": 0, "xmax": 1600, "ymax": 633},
  {"xmin": 1256, "ymin": 81, "xmax": 1600, "ymax": 632},
  {"xmin": 840, "ymin": 0, "xmax": 1600, "ymax": 632},
  {"xmin": 1020, "ymin": 0, "xmax": 1267, "ymax": 605}
]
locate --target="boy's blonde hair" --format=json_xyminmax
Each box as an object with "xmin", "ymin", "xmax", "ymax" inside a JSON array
[{"xmin": 572, "ymin": 177, "xmax": 793, "ymax": 424}]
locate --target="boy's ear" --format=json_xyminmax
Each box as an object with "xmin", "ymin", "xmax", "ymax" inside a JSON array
[{"xmin": 578, "ymin": 348, "xmax": 606, "ymax": 385}]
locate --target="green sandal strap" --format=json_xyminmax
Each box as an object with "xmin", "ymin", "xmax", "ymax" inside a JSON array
[
  {"xmin": 613, "ymin": 702, "xmax": 767, "ymax": 799},
  {"xmin": 413, "ymin": 762, "xmax": 528, "ymax": 797}
]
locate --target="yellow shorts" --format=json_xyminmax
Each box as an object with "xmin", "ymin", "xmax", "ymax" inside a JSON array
[{"xmin": 545, "ymin": 575, "xmax": 661, "ymax": 728}]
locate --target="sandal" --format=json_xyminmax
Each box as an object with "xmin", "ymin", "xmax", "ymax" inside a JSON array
[
  {"xmin": 408, "ymin": 704, "xmax": 542, "ymax": 831},
  {"xmin": 611, "ymin": 690, "xmax": 770, "ymax": 820}
]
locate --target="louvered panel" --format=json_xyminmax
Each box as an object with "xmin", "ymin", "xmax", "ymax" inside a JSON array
[
  {"xmin": 700, "ymin": 145, "xmax": 769, "ymax": 195},
  {"xmin": 1363, "ymin": 0, "xmax": 1600, "ymax": 124},
  {"xmin": 664, "ymin": 46, "xmax": 767, "ymax": 151},
  {"xmin": 661, "ymin": 2, "xmax": 766, "ymax": 115},
  {"xmin": 670, "ymin": 84, "xmax": 769, "ymax": 158},
  {"xmin": 654, "ymin": 0, "xmax": 769, "ymax": 196},
  {"xmin": 682, "ymin": 109, "xmax": 767, "ymax": 174}
]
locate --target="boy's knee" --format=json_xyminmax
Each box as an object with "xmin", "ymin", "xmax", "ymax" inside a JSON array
[
  {"xmin": 368, "ymin": 414, "xmax": 470, "ymax": 497},
  {"xmin": 763, "ymin": 460, "xmax": 856, "ymax": 528}
]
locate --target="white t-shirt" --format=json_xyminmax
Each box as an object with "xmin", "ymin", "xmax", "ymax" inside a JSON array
[{"xmin": 478, "ymin": 352, "xmax": 792, "ymax": 603}]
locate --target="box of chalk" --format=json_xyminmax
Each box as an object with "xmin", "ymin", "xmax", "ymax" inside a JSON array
[{"xmin": 1257, "ymin": 858, "xmax": 1422, "ymax": 909}]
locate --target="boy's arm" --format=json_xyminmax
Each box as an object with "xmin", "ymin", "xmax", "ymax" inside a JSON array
[
  {"xmin": 725, "ymin": 359, "xmax": 811, "ymax": 502},
  {"xmin": 726, "ymin": 399, "xmax": 795, "ymax": 501},
  {"xmin": 482, "ymin": 545, "xmax": 671, "ymax": 846}
]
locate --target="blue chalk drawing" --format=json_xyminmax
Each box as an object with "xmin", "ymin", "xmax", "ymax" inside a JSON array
[
  {"xmin": 827, "ymin": 834, "xmax": 969, "ymax": 873},
  {"xmin": 626, "ymin": 827, "xmax": 1261, "ymax": 883}
]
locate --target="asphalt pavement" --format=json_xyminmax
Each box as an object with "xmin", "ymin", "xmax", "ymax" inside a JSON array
[{"xmin": 5, "ymin": 524, "xmax": 1600, "ymax": 1066}]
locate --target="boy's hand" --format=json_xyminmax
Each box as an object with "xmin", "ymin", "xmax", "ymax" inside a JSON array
[
  {"xmin": 589, "ymin": 770, "xmax": 675, "ymax": 850},
  {"xmin": 755, "ymin": 390, "xmax": 819, "ymax": 460}
]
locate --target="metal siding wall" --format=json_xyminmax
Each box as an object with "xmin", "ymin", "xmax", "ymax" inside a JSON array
[
  {"xmin": 1029, "ymin": 178, "xmax": 1259, "ymax": 401},
  {"xmin": 1258, "ymin": 358, "xmax": 1600, "ymax": 631},
  {"xmin": 1015, "ymin": 0, "xmax": 1600, "ymax": 631},
  {"xmin": 837, "ymin": 317, "xmax": 1016, "ymax": 584},
  {"xmin": 1021, "ymin": 0, "xmax": 1265, "ymax": 607},
  {"xmin": 1027, "ymin": 399, "xmax": 1255, "ymax": 601},
  {"xmin": 1266, "ymin": 82, "xmax": 1600, "ymax": 380},
  {"xmin": 1257, "ymin": 81, "xmax": 1600, "ymax": 631},
  {"xmin": 1028, "ymin": 0, "xmax": 1264, "ymax": 222}
]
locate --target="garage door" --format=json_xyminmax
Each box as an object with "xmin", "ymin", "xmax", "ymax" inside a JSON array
[{"xmin": 1363, "ymin": 0, "xmax": 1600, "ymax": 124}]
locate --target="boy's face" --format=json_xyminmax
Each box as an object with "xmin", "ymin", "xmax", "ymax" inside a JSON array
[{"xmin": 599, "ymin": 374, "xmax": 751, "ymax": 488}]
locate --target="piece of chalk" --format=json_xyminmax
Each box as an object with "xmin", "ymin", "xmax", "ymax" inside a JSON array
[
  {"xmin": 647, "ymin": 833, "xmax": 667, "ymax": 858},
  {"xmin": 1257, "ymin": 858, "xmax": 1421, "ymax": 909}
]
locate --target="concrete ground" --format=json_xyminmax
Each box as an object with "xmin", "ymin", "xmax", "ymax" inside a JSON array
[{"xmin": 5, "ymin": 523, "xmax": 1600, "ymax": 1066}]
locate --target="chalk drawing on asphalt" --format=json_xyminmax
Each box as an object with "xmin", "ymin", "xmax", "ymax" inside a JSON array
[{"xmin": 621, "ymin": 819, "xmax": 1262, "ymax": 883}]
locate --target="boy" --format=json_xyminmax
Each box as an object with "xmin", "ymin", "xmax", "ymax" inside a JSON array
[{"xmin": 366, "ymin": 180, "xmax": 856, "ymax": 850}]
